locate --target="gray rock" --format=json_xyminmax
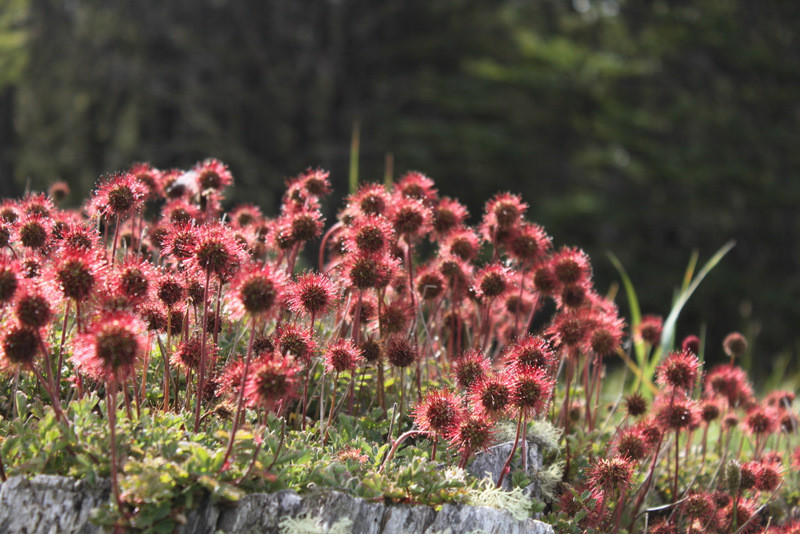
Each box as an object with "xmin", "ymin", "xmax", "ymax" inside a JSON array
[
  {"xmin": 467, "ymin": 440, "xmax": 542, "ymax": 498},
  {"xmin": 0, "ymin": 474, "xmax": 110, "ymax": 534},
  {"xmin": 379, "ymin": 503, "xmax": 437, "ymax": 534},
  {"xmin": 0, "ymin": 475, "xmax": 554, "ymax": 533},
  {"xmin": 427, "ymin": 503, "xmax": 552, "ymax": 534},
  {"xmin": 216, "ymin": 490, "xmax": 302, "ymax": 533}
]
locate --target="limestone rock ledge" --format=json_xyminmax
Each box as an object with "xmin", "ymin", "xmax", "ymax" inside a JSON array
[{"xmin": 0, "ymin": 474, "xmax": 554, "ymax": 533}]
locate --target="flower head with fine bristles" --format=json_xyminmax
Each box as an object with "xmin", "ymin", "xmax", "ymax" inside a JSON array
[
  {"xmin": 244, "ymin": 352, "xmax": 302, "ymax": 412},
  {"xmin": 90, "ymin": 173, "xmax": 147, "ymax": 220},
  {"xmin": 287, "ymin": 272, "xmax": 338, "ymax": 317},
  {"xmin": 656, "ymin": 350, "xmax": 701, "ymax": 393},
  {"xmin": 587, "ymin": 456, "xmax": 635, "ymax": 497},
  {"xmin": 227, "ymin": 261, "xmax": 286, "ymax": 319},
  {"xmin": 324, "ymin": 339, "xmax": 362, "ymax": 374},
  {"xmin": 414, "ymin": 389, "xmax": 463, "ymax": 437},
  {"xmin": 189, "ymin": 223, "xmax": 247, "ymax": 281},
  {"xmin": 71, "ymin": 312, "xmax": 145, "ymax": 382}
]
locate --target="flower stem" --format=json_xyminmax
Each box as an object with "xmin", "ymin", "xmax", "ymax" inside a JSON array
[
  {"xmin": 496, "ymin": 410, "xmax": 524, "ymax": 488},
  {"xmin": 219, "ymin": 315, "xmax": 258, "ymax": 472},
  {"xmin": 193, "ymin": 269, "xmax": 212, "ymax": 432}
]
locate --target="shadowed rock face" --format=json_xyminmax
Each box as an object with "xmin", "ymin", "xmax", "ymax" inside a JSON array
[
  {"xmin": 467, "ymin": 439, "xmax": 543, "ymax": 497},
  {"xmin": 0, "ymin": 474, "xmax": 554, "ymax": 533}
]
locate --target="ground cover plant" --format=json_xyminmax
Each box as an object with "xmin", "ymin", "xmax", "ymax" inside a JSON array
[{"xmin": 0, "ymin": 161, "xmax": 798, "ymax": 533}]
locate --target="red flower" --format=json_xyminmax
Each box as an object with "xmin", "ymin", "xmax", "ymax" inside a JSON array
[
  {"xmin": 160, "ymin": 199, "xmax": 201, "ymax": 226},
  {"xmin": 0, "ymin": 257, "xmax": 21, "ymax": 306},
  {"xmin": 653, "ymin": 393, "xmax": 700, "ymax": 433},
  {"xmin": 432, "ymin": 197, "xmax": 468, "ymax": 237},
  {"xmin": 194, "ymin": 158, "xmax": 233, "ymax": 192},
  {"xmin": 637, "ymin": 314, "xmax": 663, "ymax": 345},
  {"xmin": 612, "ymin": 425, "xmax": 651, "ymax": 461},
  {"xmin": 470, "ymin": 374, "xmax": 512, "ymax": 419},
  {"xmin": 48, "ymin": 182, "xmax": 69, "ymax": 203},
  {"xmin": 681, "ymin": 335, "xmax": 701, "ymax": 354},
  {"xmin": 188, "ymin": 223, "xmax": 247, "ymax": 281},
  {"xmin": 226, "ymin": 261, "xmax": 286, "ymax": 319},
  {"xmin": 414, "ymin": 264, "xmax": 446, "ymax": 301},
  {"xmin": 55, "ymin": 220, "xmax": 101, "ymax": 253},
  {"xmin": 276, "ymin": 323, "xmax": 317, "ymax": 362},
  {"xmin": 384, "ymin": 335, "xmax": 418, "ymax": 369},
  {"xmin": 656, "ymin": 350, "xmax": 701, "ymax": 392},
  {"xmin": 173, "ymin": 336, "xmax": 218, "ymax": 372},
  {"xmin": 244, "ymin": 352, "xmax": 302, "ymax": 411},
  {"xmin": 444, "ymin": 228, "xmax": 482, "ymax": 261},
  {"xmin": 705, "ymin": 364, "xmax": 754, "ymax": 407},
  {"xmin": 287, "ymin": 271, "xmax": 338, "ymax": 317},
  {"xmin": 742, "ymin": 405, "xmax": 779, "ymax": 437},
  {"xmin": 482, "ymin": 192, "xmax": 527, "ymax": 233},
  {"xmin": 623, "ymin": 393, "xmax": 648, "ymax": 418},
  {"xmin": 388, "ymin": 196, "xmax": 432, "ymax": 238},
  {"xmin": 547, "ymin": 308, "xmax": 594, "ymax": 349},
  {"xmin": 297, "ymin": 168, "xmax": 332, "ymax": 198},
  {"xmin": 396, "ymin": 171, "xmax": 438, "ymax": 205},
  {"xmin": 473, "ymin": 263, "xmax": 511, "ymax": 300},
  {"xmin": 155, "ymin": 271, "xmax": 185, "ymax": 309},
  {"xmin": 128, "ymin": 162, "xmax": 163, "ymax": 199},
  {"xmin": 90, "ymin": 173, "xmax": 147, "ymax": 220},
  {"xmin": 71, "ymin": 312, "xmax": 145, "ymax": 381},
  {"xmin": 229, "ymin": 204, "xmax": 264, "ymax": 229},
  {"xmin": 413, "ymin": 388, "xmax": 463, "ymax": 436},
  {"xmin": 587, "ymin": 456, "xmax": 635, "ymax": 496},
  {"xmin": 15, "ymin": 215, "xmax": 52, "ymax": 251},
  {"xmin": 20, "ymin": 192, "xmax": 56, "ymax": 219},
  {"xmin": 12, "ymin": 280, "xmax": 53, "ymax": 330},
  {"xmin": 551, "ymin": 247, "xmax": 592, "ymax": 287},
  {"xmin": 588, "ymin": 315, "xmax": 625, "ymax": 356},
  {"xmin": 342, "ymin": 252, "xmax": 398, "ymax": 290},
  {"xmin": 700, "ymin": 398, "xmax": 722, "ymax": 423},
  {"xmin": 507, "ymin": 368, "xmax": 555, "ymax": 418},
  {"xmin": 344, "ymin": 214, "xmax": 395, "ymax": 254},
  {"xmin": 723, "ymin": 331, "xmax": 748, "ymax": 359},
  {"xmin": 0, "ymin": 320, "xmax": 42, "ymax": 370},
  {"xmin": 502, "ymin": 335, "xmax": 556, "ymax": 374},
  {"xmin": 110, "ymin": 257, "xmax": 156, "ymax": 305},
  {"xmin": 507, "ymin": 222, "xmax": 551, "ymax": 265},
  {"xmin": 446, "ymin": 415, "xmax": 496, "ymax": 456},
  {"xmin": 324, "ymin": 339, "xmax": 362, "ymax": 374},
  {"xmin": 46, "ymin": 248, "xmax": 104, "ymax": 303},
  {"xmin": 452, "ymin": 349, "xmax": 491, "ymax": 391},
  {"xmin": 347, "ymin": 183, "xmax": 391, "ymax": 216},
  {"xmin": 678, "ymin": 491, "xmax": 715, "ymax": 522}
]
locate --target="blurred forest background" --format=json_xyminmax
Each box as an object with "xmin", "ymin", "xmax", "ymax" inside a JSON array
[{"xmin": 1, "ymin": 0, "xmax": 799, "ymax": 375}]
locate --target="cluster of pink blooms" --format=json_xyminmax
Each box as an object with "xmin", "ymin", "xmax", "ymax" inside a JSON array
[{"xmin": 0, "ymin": 160, "xmax": 798, "ymax": 532}]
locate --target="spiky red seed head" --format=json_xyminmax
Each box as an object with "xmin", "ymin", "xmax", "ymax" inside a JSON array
[
  {"xmin": 637, "ymin": 314, "xmax": 663, "ymax": 345},
  {"xmin": 413, "ymin": 389, "xmax": 463, "ymax": 436},
  {"xmin": 18, "ymin": 219, "xmax": 49, "ymax": 249},
  {"xmin": 288, "ymin": 272, "xmax": 337, "ymax": 316},
  {"xmin": 508, "ymin": 368, "xmax": 554, "ymax": 418},
  {"xmin": 1, "ymin": 323, "xmax": 40, "ymax": 368},
  {"xmin": 624, "ymin": 393, "xmax": 648, "ymax": 417},
  {"xmin": 447, "ymin": 416, "xmax": 495, "ymax": 455},
  {"xmin": 588, "ymin": 456, "xmax": 635, "ymax": 495},
  {"xmin": 72, "ymin": 312, "xmax": 144, "ymax": 381},
  {"xmin": 384, "ymin": 335, "xmax": 418, "ymax": 369},
  {"xmin": 656, "ymin": 350, "xmax": 701, "ymax": 392},
  {"xmin": 470, "ymin": 376, "xmax": 512, "ymax": 418},
  {"xmin": 14, "ymin": 291, "xmax": 52, "ymax": 329},
  {"xmin": 244, "ymin": 353, "xmax": 301, "ymax": 411},
  {"xmin": 503, "ymin": 335, "xmax": 556, "ymax": 373},
  {"xmin": 324, "ymin": 339, "xmax": 362, "ymax": 374},
  {"xmin": 723, "ymin": 332, "xmax": 748, "ymax": 358},
  {"xmin": 681, "ymin": 335, "xmax": 701, "ymax": 354},
  {"xmin": 452, "ymin": 350, "xmax": 491, "ymax": 391}
]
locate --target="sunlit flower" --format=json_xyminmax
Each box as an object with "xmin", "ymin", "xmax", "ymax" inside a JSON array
[{"xmin": 71, "ymin": 311, "xmax": 145, "ymax": 381}]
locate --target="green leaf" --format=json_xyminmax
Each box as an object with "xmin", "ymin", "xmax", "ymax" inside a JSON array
[{"xmin": 656, "ymin": 240, "xmax": 735, "ymax": 360}]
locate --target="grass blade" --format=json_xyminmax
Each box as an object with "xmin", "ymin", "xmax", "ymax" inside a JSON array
[{"xmin": 657, "ymin": 240, "xmax": 735, "ymax": 359}]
